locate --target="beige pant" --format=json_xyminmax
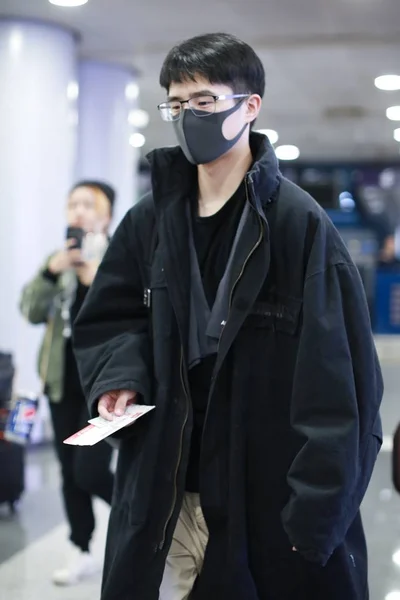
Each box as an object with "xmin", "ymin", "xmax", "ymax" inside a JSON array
[{"xmin": 159, "ymin": 493, "xmax": 209, "ymax": 600}]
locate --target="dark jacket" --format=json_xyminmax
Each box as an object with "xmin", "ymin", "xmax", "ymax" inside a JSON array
[{"xmin": 73, "ymin": 133, "xmax": 383, "ymax": 600}]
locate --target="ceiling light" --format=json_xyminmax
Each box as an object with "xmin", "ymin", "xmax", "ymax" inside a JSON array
[
  {"xmin": 375, "ymin": 75, "xmax": 400, "ymax": 91},
  {"xmin": 256, "ymin": 129, "xmax": 279, "ymax": 144},
  {"xmin": 393, "ymin": 549, "xmax": 400, "ymax": 567},
  {"xmin": 128, "ymin": 109, "xmax": 150, "ymax": 128},
  {"xmin": 387, "ymin": 106, "xmax": 400, "ymax": 121},
  {"xmin": 380, "ymin": 171, "xmax": 396, "ymax": 189},
  {"xmin": 394, "ymin": 128, "xmax": 400, "ymax": 142},
  {"xmin": 385, "ymin": 592, "xmax": 400, "ymax": 600},
  {"xmin": 129, "ymin": 133, "xmax": 146, "ymax": 148},
  {"xmin": 125, "ymin": 83, "xmax": 139, "ymax": 101},
  {"xmin": 275, "ymin": 145, "xmax": 300, "ymax": 161},
  {"xmin": 67, "ymin": 81, "xmax": 79, "ymax": 101},
  {"xmin": 9, "ymin": 29, "xmax": 23, "ymax": 55},
  {"xmin": 49, "ymin": 0, "xmax": 88, "ymax": 5}
]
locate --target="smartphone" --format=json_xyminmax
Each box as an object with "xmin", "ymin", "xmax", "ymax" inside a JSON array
[
  {"xmin": 81, "ymin": 232, "xmax": 108, "ymax": 262},
  {"xmin": 66, "ymin": 226, "xmax": 85, "ymax": 250}
]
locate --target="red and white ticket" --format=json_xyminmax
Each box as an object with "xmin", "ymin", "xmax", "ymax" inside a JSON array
[{"xmin": 63, "ymin": 404, "xmax": 155, "ymax": 446}]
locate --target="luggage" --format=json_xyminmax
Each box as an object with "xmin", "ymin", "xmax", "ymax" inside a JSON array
[
  {"xmin": 0, "ymin": 352, "xmax": 25, "ymax": 511},
  {"xmin": 0, "ymin": 439, "xmax": 25, "ymax": 512},
  {"xmin": 0, "ymin": 352, "xmax": 14, "ymax": 409}
]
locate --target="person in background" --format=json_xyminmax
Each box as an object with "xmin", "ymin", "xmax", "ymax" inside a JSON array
[
  {"xmin": 379, "ymin": 234, "xmax": 400, "ymax": 267},
  {"xmin": 20, "ymin": 181, "xmax": 116, "ymax": 586},
  {"xmin": 73, "ymin": 33, "xmax": 383, "ymax": 600}
]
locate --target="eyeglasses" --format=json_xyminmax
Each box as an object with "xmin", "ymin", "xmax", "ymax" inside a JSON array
[{"xmin": 157, "ymin": 94, "xmax": 250, "ymax": 122}]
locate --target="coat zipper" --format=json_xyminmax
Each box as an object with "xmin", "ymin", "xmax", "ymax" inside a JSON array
[
  {"xmin": 158, "ymin": 178, "xmax": 264, "ymax": 550},
  {"xmin": 203, "ymin": 178, "xmax": 265, "ymax": 454},
  {"xmin": 219, "ymin": 178, "xmax": 264, "ymax": 346},
  {"xmin": 159, "ymin": 346, "xmax": 190, "ymax": 550}
]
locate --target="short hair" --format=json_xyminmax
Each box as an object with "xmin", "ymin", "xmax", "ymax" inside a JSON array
[
  {"xmin": 159, "ymin": 32, "xmax": 265, "ymax": 98},
  {"xmin": 71, "ymin": 180, "xmax": 116, "ymax": 216}
]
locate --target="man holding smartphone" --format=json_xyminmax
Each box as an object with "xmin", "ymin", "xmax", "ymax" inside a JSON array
[{"xmin": 20, "ymin": 180, "xmax": 116, "ymax": 587}]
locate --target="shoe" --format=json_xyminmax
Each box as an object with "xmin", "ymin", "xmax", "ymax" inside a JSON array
[{"xmin": 52, "ymin": 545, "xmax": 101, "ymax": 586}]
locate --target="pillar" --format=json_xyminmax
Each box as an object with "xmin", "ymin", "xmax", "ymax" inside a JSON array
[
  {"xmin": 0, "ymin": 20, "xmax": 78, "ymax": 401},
  {"xmin": 76, "ymin": 61, "xmax": 140, "ymax": 230}
]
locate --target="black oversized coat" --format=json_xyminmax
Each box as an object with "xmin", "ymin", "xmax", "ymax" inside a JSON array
[{"xmin": 73, "ymin": 134, "xmax": 383, "ymax": 600}]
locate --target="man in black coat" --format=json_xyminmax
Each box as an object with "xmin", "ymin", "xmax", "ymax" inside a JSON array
[{"xmin": 73, "ymin": 33, "xmax": 383, "ymax": 600}]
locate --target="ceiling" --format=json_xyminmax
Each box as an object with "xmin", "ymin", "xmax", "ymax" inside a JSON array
[{"xmin": 1, "ymin": 0, "xmax": 400, "ymax": 161}]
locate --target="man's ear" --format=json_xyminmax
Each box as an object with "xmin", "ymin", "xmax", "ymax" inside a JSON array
[{"xmin": 245, "ymin": 94, "xmax": 262, "ymax": 125}]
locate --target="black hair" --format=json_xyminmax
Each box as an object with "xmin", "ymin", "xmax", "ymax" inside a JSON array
[
  {"xmin": 71, "ymin": 180, "xmax": 116, "ymax": 215},
  {"xmin": 159, "ymin": 32, "xmax": 265, "ymax": 98}
]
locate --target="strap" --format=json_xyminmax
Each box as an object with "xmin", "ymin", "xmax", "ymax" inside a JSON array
[
  {"xmin": 40, "ymin": 316, "xmax": 56, "ymax": 396},
  {"xmin": 147, "ymin": 216, "xmax": 158, "ymax": 266}
]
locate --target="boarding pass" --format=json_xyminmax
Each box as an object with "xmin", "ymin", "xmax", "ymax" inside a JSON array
[{"xmin": 63, "ymin": 404, "xmax": 155, "ymax": 446}]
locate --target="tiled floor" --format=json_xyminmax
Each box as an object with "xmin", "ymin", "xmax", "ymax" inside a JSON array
[
  {"xmin": 0, "ymin": 447, "xmax": 63, "ymax": 564},
  {"xmin": 0, "ymin": 354, "xmax": 400, "ymax": 599},
  {"xmin": 0, "ymin": 502, "xmax": 108, "ymax": 600},
  {"xmin": 0, "ymin": 446, "xmax": 109, "ymax": 600}
]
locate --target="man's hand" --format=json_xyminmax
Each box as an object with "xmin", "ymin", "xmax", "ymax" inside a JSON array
[
  {"xmin": 98, "ymin": 390, "xmax": 137, "ymax": 421},
  {"xmin": 48, "ymin": 240, "xmax": 82, "ymax": 275}
]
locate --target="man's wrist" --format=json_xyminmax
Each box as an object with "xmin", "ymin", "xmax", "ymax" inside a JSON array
[{"xmin": 42, "ymin": 267, "xmax": 59, "ymax": 283}]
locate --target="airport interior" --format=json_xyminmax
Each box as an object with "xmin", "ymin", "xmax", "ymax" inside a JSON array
[{"xmin": 1, "ymin": 1, "xmax": 400, "ymax": 599}]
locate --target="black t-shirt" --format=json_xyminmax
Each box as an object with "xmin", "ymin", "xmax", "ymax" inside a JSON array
[
  {"xmin": 186, "ymin": 182, "xmax": 246, "ymax": 492},
  {"xmin": 63, "ymin": 281, "xmax": 88, "ymax": 403}
]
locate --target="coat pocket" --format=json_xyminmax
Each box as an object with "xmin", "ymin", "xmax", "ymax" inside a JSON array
[
  {"xmin": 245, "ymin": 294, "xmax": 302, "ymax": 336},
  {"xmin": 150, "ymin": 264, "xmax": 167, "ymax": 289},
  {"xmin": 149, "ymin": 261, "xmax": 174, "ymax": 339}
]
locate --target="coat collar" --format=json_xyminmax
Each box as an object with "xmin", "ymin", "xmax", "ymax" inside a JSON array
[
  {"xmin": 146, "ymin": 132, "xmax": 281, "ymax": 212},
  {"xmin": 145, "ymin": 133, "xmax": 277, "ymax": 372}
]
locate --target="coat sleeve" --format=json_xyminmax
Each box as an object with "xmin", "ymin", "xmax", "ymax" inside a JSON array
[
  {"xmin": 281, "ymin": 260, "xmax": 383, "ymax": 566},
  {"xmin": 72, "ymin": 208, "xmax": 152, "ymax": 421},
  {"xmin": 19, "ymin": 260, "xmax": 59, "ymax": 325}
]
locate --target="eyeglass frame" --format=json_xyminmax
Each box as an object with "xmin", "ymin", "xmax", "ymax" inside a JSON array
[{"xmin": 157, "ymin": 93, "xmax": 250, "ymax": 122}]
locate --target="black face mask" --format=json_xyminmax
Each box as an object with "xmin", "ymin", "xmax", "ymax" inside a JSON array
[{"xmin": 173, "ymin": 100, "xmax": 248, "ymax": 165}]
